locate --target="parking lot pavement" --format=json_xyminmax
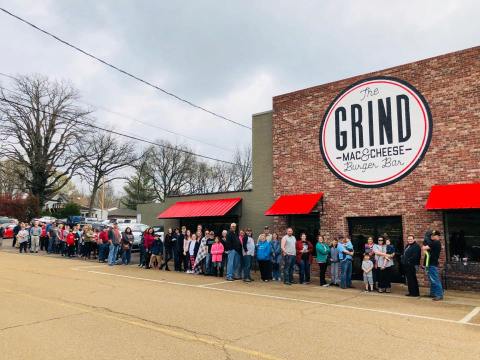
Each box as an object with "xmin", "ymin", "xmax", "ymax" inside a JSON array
[{"xmin": 1, "ymin": 249, "xmax": 479, "ymax": 360}]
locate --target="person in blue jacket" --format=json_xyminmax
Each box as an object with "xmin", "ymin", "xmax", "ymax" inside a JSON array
[{"xmin": 256, "ymin": 234, "xmax": 273, "ymax": 281}]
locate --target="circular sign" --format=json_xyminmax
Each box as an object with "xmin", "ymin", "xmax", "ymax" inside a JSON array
[{"xmin": 319, "ymin": 76, "xmax": 432, "ymax": 188}]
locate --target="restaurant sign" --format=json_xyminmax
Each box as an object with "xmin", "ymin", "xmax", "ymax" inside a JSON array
[{"xmin": 319, "ymin": 76, "xmax": 432, "ymax": 187}]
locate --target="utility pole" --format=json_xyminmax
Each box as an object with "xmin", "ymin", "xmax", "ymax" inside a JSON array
[{"xmin": 101, "ymin": 175, "xmax": 106, "ymax": 220}]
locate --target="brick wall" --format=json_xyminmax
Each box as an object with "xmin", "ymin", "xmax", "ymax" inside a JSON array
[{"xmin": 271, "ymin": 46, "xmax": 480, "ymax": 290}]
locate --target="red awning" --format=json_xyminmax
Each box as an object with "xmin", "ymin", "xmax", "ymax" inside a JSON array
[
  {"xmin": 425, "ymin": 183, "xmax": 480, "ymax": 210},
  {"xmin": 265, "ymin": 193, "xmax": 323, "ymax": 216},
  {"xmin": 157, "ymin": 197, "xmax": 241, "ymax": 219}
]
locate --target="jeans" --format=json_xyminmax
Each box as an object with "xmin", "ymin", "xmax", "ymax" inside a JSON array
[
  {"xmin": 205, "ymin": 253, "xmax": 212, "ymax": 275},
  {"xmin": 283, "ymin": 255, "xmax": 295, "ymax": 283},
  {"xmin": 48, "ymin": 236, "xmax": 56, "ymax": 253},
  {"xmin": 98, "ymin": 243, "xmax": 108, "ymax": 261},
  {"xmin": 428, "ymin": 266, "xmax": 444, "ymax": 298},
  {"xmin": 340, "ymin": 259, "xmax": 352, "ymax": 288},
  {"xmin": 299, "ymin": 259, "xmax": 311, "ymax": 283},
  {"xmin": 31, "ymin": 235, "xmax": 40, "ymax": 252},
  {"xmin": 272, "ymin": 262, "xmax": 281, "ymax": 280},
  {"xmin": 234, "ymin": 253, "xmax": 242, "ymax": 279},
  {"xmin": 330, "ymin": 262, "xmax": 340, "ymax": 285},
  {"xmin": 108, "ymin": 244, "xmax": 119, "ymax": 266},
  {"xmin": 226, "ymin": 251, "xmax": 239, "ymax": 280},
  {"xmin": 243, "ymin": 255, "xmax": 252, "ymax": 280},
  {"xmin": 122, "ymin": 248, "xmax": 131, "ymax": 265}
]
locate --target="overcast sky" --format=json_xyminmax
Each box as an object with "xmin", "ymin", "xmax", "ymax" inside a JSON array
[{"xmin": 0, "ymin": 0, "xmax": 479, "ymax": 194}]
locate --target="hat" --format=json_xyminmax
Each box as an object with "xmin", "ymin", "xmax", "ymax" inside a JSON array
[{"xmin": 431, "ymin": 230, "xmax": 441, "ymax": 236}]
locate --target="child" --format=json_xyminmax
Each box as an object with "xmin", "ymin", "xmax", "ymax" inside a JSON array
[
  {"xmin": 66, "ymin": 229, "xmax": 76, "ymax": 258},
  {"xmin": 329, "ymin": 239, "xmax": 340, "ymax": 286},
  {"xmin": 149, "ymin": 235, "xmax": 164, "ymax": 270},
  {"xmin": 210, "ymin": 236, "xmax": 224, "ymax": 277},
  {"xmin": 17, "ymin": 223, "xmax": 29, "ymax": 253},
  {"xmin": 383, "ymin": 239, "xmax": 396, "ymax": 269},
  {"xmin": 362, "ymin": 254, "xmax": 374, "ymax": 292}
]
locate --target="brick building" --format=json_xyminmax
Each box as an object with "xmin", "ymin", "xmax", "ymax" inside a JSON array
[
  {"xmin": 270, "ymin": 46, "xmax": 480, "ymax": 290},
  {"xmin": 140, "ymin": 46, "xmax": 479, "ymax": 290}
]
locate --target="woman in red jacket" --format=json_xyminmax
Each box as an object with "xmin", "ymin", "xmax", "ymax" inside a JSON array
[
  {"xmin": 143, "ymin": 228, "xmax": 155, "ymax": 269},
  {"xmin": 296, "ymin": 233, "xmax": 314, "ymax": 284},
  {"xmin": 66, "ymin": 229, "xmax": 76, "ymax": 258}
]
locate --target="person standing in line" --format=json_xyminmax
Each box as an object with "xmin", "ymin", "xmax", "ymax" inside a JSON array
[
  {"xmin": 329, "ymin": 238, "xmax": 340, "ymax": 286},
  {"xmin": 242, "ymin": 229, "xmax": 255, "ymax": 282},
  {"xmin": 338, "ymin": 235, "xmax": 354, "ymax": 289},
  {"xmin": 271, "ymin": 233, "xmax": 282, "ymax": 281},
  {"xmin": 121, "ymin": 227, "xmax": 134, "ymax": 265},
  {"xmin": 172, "ymin": 228, "xmax": 181, "ymax": 271},
  {"xmin": 12, "ymin": 222, "xmax": 21, "ymax": 248},
  {"xmin": 149, "ymin": 233, "xmax": 164, "ymax": 270},
  {"xmin": 402, "ymin": 234, "xmax": 421, "ymax": 297},
  {"xmin": 188, "ymin": 234, "xmax": 200, "ymax": 274},
  {"xmin": 107, "ymin": 224, "xmax": 121, "ymax": 266},
  {"xmin": 219, "ymin": 230, "xmax": 228, "ymax": 278},
  {"xmin": 98, "ymin": 227, "xmax": 109, "ymax": 263},
  {"xmin": 17, "ymin": 223, "xmax": 29, "ymax": 253},
  {"xmin": 204, "ymin": 230, "xmax": 215, "ymax": 275},
  {"xmin": 362, "ymin": 254, "xmax": 374, "ymax": 292},
  {"xmin": 281, "ymin": 228, "xmax": 297, "ymax": 285},
  {"xmin": 57, "ymin": 224, "xmax": 66, "ymax": 256},
  {"xmin": 315, "ymin": 235, "xmax": 330, "ymax": 286},
  {"xmin": 30, "ymin": 220, "xmax": 41, "ymax": 253},
  {"xmin": 364, "ymin": 237, "xmax": 377, "ymax": 289},
  {"xmin": 422, "ymin": 230, "xmax": 444, "ymax": 301},
  {"xmin": 225, "ymin": 223, "xmax": 241, "ymax": 281},
  {"xmin": 40, "ymin": 223, "xmax": 48, "ymax": 251},
  {"xmin": 47, "ymin": 223, "xmax": 58, "ymax": 254},
  {"xmin": 374, "ymin": 237, "xmax": 394, "ymax": 293},
  {"xmin": 161, "ymin": 228, "xmax": 174, "ymax": 271},
  {"xmin": 183, "ymin": 229, "xmax": 192, "ymax": 272},
  {"xmin": 257, "ymin": 233, "xmax": 273, "ymax": 282},
  {"xmin": 210, "ymin": 236, "xmax": 225, "ymax": 277},
  {"xmin": 66, "ymin": 228, "xmax": 76, "ymax": 257},
  {"xmin": 143, "ymin": 227, "xmax": 155, "ymax": 269},
  {"xmin": 82, "ymin": 224, "xmax": 95, "ymax": 260},
  {"xmin": 296, "ymin": 233, "xmax": 313, "ymax": 285}
]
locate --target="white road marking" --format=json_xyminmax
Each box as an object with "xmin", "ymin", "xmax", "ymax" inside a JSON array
[
  {"xmin": 75, "ymin": 268, "xmax": 480, "ymax": 328},
  {"xmin": 459, "ymin": 307, "xmax": 480, "ymax": 324},
  {"xmin": 197, "ymin": 281, "xmax": 231, "ymax": 287}
]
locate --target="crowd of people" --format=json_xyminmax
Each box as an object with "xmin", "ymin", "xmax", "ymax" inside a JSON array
[{"xmin": 4, "ymin": 220, "xmax": 444, "ymax": 301}]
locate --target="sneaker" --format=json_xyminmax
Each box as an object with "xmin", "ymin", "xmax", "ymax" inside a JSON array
[
  {"xmin": 284, "ymin": 282, "xmax": 292, "ymax": 286},
  {"xmin": 432, "ymin": 296, "xmax": 444, "ymax": 301},
  {"xmin": 244, "ymin": 279, "xmax": 251, "ymax": 283},
  {"xmin": 226, "ymin": 278, "xmax": 234, "ymax": 281},
  {"xmin": 378, "ymin": 289, "xmax": 385, "ymax": 293},
  {"xmin": 385, "ymin": 288, "xmax": 391, "ymax": 293},
  {"xmin": 322, "ymin": 284, "xmax": 330, "ymax": 287}
]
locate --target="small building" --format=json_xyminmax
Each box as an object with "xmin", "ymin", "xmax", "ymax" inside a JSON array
[
  {"xmin": 43, "ymin": 193, "xmax": 70, "ymax": 213},
  {"xmin": 107, "ymin": 208, "xmax": 138, "ymax": 223}
]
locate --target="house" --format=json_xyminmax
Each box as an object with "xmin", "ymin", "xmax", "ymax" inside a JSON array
[
  {"xmin": 43, "ymin": 193, "xmax": 70, "ymax": 213},
  {"xmin": 107, "ymin": 208, "xmax": 137, "ymax": 223}
]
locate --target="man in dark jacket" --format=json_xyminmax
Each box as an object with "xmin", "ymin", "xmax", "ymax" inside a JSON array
[
  {"xmin": 175, "ymin": 227, "xmax": 186, "ymax": 272},
  {"xmin": 13, "ymin": 223, "xmax": 21, "ymax": 247},
  {"xmin": 225, "ymin": 223, "xmax": 241, "ymax": 281},
  {"xmin": 402, "ymin": 234, "xmax": 421, "ymax": 297}
]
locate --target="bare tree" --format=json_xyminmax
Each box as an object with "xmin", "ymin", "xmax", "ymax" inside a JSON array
[
  {"xmin": 0, "ymin": 75, "xmax": 91, "ymax": 208},
  {"xmin": 77, "ymin": 132, "xmax": 136, "ymax": 212},
  {"xmin": 147, "ymin": 141, "xmax": 197, "ymax": 202},
  {"xmin": 0, "ymin": 159, "xmax": 27, "ymax": 195},
  {"xmin": 232, "ymin": 145, "xmax": 252, "ymax": 191}
]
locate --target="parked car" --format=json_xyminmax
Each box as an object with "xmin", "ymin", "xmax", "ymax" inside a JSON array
[
  {"xmin": 37, "ymin": 216, "xmax": 56, "ymax": 224},
  {"xmin": 1, "ymin": 224, "xmax": 16, "ymax": 238},
  {"xmin": 117, "ymin": 223, "xmax": 149, "ymax": 250}
]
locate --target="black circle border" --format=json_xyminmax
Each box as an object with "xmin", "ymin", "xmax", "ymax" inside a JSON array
[{"xmin": 318, "ymin": 75, "xmax": 433, "ymax": 188}]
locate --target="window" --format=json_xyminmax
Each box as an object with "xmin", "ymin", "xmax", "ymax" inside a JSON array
[{"xmin": 445, "ymin": 211, "xmax": 480, "ymax": 262}]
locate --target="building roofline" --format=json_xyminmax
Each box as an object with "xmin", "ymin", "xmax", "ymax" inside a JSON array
[
  {"xmin": 165, "ymin": 189, "xmax": 252, "ymax": 199},
  {"xmin": 273, "ymin": 45, "xmax": 480, "ymax": 101},
  {"xmin": 252, "ymin": 110, "xmax": 273, "ymax": 117}
]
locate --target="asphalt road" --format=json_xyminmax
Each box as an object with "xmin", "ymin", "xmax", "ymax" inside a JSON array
[{"xmin": 1, "ymin": 244, "xmax": 479, "ymax": 360}]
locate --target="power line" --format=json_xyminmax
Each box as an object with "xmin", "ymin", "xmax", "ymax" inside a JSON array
[
  {"xmin": 0, "ymin": 96, "xmax": 236, "ymax": 165},
  {"xmin": 0, "ymin": 72, "xmax": 234, "ymax": 153},
  {"xmin": 0, "ymin": 7, "xmax": 252, "ymax": 130}
]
